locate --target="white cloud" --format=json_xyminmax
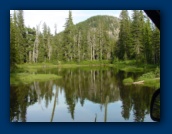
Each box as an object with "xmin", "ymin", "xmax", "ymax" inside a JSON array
[{"xmin": 24, "ymin": 10, "xmax": 69, "ymax": 34}]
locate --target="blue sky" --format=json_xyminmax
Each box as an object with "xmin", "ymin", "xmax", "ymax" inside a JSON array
[{"xmin": 10, "ymin": 10, "xmax": 132, "ymax": 34}]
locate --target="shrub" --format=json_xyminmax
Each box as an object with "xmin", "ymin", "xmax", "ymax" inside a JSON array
[
  {"xmin": 123, "ymin": 77, "xmax": 134, "ymax": 84},
  {"xmin": 138, "ymin": 72, "xmax": 155, "ymax": 80},
  {"xmin": 155, "ymin": 67, "xmax": 160, "ymax": 77}
]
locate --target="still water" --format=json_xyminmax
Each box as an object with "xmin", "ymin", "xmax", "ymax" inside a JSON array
[{"xmin": 10, "ymin": 67, "xmax": 156, "ymax": 122}]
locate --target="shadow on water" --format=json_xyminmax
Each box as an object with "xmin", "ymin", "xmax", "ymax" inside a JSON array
[{"xmin": 10, "ymin": 67, "xmax": 156, "ymax": 122}]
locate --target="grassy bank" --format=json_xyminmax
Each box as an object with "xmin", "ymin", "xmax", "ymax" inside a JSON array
[
  {"xmin": 123, "ymin": 70, "xmax": 160, "ymax": 88},
  {"xmin": 137, "ymin": 71, "xmax": 160, "ymax": 88},
  {"xmin": 123, "ymin": 77, "xmax": 160, "ymax": 88},
  {"xmin": 11, "ymin": 60, "xmax": 160, "ymax": 87},
  {"xmin": 142, "ymin": 78, "xmax": 160, "ymax": 88},
  {"xmin": 10, "ymin": 61, "xmax": 111, "ymax": 85},
  {"xmin": 16, "ymin": 60, "xmax": 112, "ymax": 70},
  {"xmin": 10, "ymin": 73, "xmax": 61, "ymax": 85},
  {"xmin": 14, "ymin": 60, "xmax": 158, "ymax": 71},
  {"xmin": 17, "ymin": 63, "xmax": 57, "ymax": 69},
  {"xmin": 113, "ymin": 60, "xmax": 157, "ymax": 73}
]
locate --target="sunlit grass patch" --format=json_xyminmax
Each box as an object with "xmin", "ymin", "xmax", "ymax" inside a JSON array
[
  {"xmin": 113, "ymin": 60, "xmax": 158, "ymax": 73},
  {"xmin": 136, "ymin": 72, "xmax": 160, "ymax": 88},
  {"xmin": 18, "ymin": 63, "xmax": 57, "ymax": 69},
  {"xmin": 120, "ymin": 66, "xmax": 144, "ymax": 72},
  {"xmin": 123, "ymin": 77, "xmax": 134, "ymax": 85},
  {"xmin": 142, "ymin": 78, "xmax": 160, "ymax": 88},
  {"xmin": 138, "ymin": 72, "xmax": 155, "ymax": 80},
  {"xmin": 17, "ymin": 61, "xmax": 113, "ymax": 70}
]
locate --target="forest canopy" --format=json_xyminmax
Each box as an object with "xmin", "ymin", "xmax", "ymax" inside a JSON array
[{"xmin": 10, "ymin": 10, "xmax": 160, "ymax": 71}]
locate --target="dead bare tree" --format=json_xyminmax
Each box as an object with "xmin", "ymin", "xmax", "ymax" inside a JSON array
[{"xmin": 33, "ymin": 21, "xmax": 41, "ymax": 63}]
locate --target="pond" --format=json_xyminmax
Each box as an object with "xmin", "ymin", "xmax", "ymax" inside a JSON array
[{"xmin": 10, "ymin": 67, "xmax": 157, "ymax": 122}]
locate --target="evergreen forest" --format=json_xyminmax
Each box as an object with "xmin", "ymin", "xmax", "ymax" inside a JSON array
[
  {"xmin": 10, "ymin": 10, "xmax": 160, "ymax": 122},
  {"xmin": 10, "ymin": 10, "xmax": 160, "ymax": 70}
]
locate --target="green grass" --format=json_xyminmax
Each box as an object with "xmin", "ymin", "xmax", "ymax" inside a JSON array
[
  {"xmin": 18, "ymin": 63, "xmax": 57, "ymax": 69},
  {"xmin": 120, "ymin": 67, "xmax": 143, "ymax": 72},
  {"xmin": 113, "ymin": 60, "xmax": 157, "ymax": 73},
  {"xmin": 57, "ymin": 60, "xmax": 112, "ymax": 67},
  {"xmin": 123, "ymin": 77, "xmax": 134, "ymax": 85},
  {"xmin": 11, "ymin": 61, "xmax": 112, "ymax": 85},
  {"xmin": 56, "ymin": 64, "xmax": 87, "ymax": 68},
  {"xmin": 143, "ymin": 78, "xmax": 160, "ymax": 88},
  {"xmin": 138, "ymin": 72, "xmax": 155, "ymax": 80},
  {"xmin": 10, "ymin": 73, "xmax": 62, "ymax": 85},
  {"xmin": 136, "ymin": 72, "xmax": 160, "ymax": 88},
  {"xmin": 122, "ymin": 70, "xmax": 160, "ymax": 88},
  {"xmin": 11, "ymin": 60, "xmax": 160, "ymax": 88},
  {"xmin": 14, "ymin": 61, "xmax": 113, "ymax": 71},
  {"xmin": 15, "ymin": 60, "xmax": 158, "ymax": 72},
  {"xmin": 79, "ymin": 60, "xmax": 110, "ymax": 65}
]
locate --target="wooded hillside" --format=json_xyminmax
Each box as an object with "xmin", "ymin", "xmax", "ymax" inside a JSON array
[{"xmin": 10, "ymin": 10, "xmax": 160, "ymax": 71}]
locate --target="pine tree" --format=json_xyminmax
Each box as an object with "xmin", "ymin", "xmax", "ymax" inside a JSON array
[
  {"xmin": 42, "ymin": 22, "xmax": 49, "ymax": 62},
  {"xmin": 17, "ymin": 10, "xmax": 26, "ymax": 63},
  {"xmin": 10, "ymin": 14, "xmax": 17, "ymax": 71},
  {"xmin": 47, "ymin": 27, "xmax": 52, "ymax": 61},
  {"xmin": 38, "ymin": 33, "xmax": 45, "ymax": 62},
  {"xmin": 32, "ymin": 23, "xmax": 41, "ymax": 63},
  {"xmin": 131, "ymin": 10, "xmax": 144, "ymax": 63},
  {"xmin": 102, "ymin": 21, "xmax": 111, "ymax": 60},
  {"xmin": 25, "ymin": 27, "xmax": 36, "ymax": 63},
  {"xmin": 81, "ymin": 29, "xmax": 89, "ymax": 60},
  {"xmin": 63, "ymin": 10, "xmax": 74, "ymax": 62},
  {"xmin": 13, "ymin": 11, "xmax": 20, "ymax": 64},
  {"xmin": 74, "ymin": 27, "xmax": 82, "ymax": 62},
  {"xmin": 143, "ymin": 16, "xmax": 153, "ymax": 64},
  {"xmin": 51, "ymin": 24, "xmax": 59, "ymax": 62},
  {"xmin": 11, "ymin": 10, "xmax": 160, "ymax": 65},
  {"xmin": 116, "ymin": 10, "xmax": 131, "ymax": 60},
  {"xmin": 152, "ymin": 27, "xmax": 160, "ymax": 65}
]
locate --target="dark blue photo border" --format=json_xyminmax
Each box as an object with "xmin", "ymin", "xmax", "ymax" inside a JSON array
[{"xmin": 1, "ymin": 0, "xmax": 171, "ymax": 134}]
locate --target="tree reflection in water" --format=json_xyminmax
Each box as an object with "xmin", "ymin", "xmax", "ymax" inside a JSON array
[{"xmin": 10, "ymin": 67, "xmax": 156, "ymax": 122}]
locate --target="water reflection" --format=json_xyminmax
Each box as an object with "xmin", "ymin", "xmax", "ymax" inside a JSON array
[{"xmin": 10, "ymin": 67, "xmax": 156, "ymax": 122}]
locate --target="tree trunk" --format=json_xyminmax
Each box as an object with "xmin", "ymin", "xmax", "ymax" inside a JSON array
[{"xmin": 29, "ymin": 51, "xmax": 32, "ymax": 63}]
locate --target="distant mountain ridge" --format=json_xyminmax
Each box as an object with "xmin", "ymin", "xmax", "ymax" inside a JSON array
[
  {"xmin": 59, "ymin": 15, "xmax": 120, "ymax": 40},
  {"xmin": 76, "ymin": 15, "xmax": 120, "ymax": 40}
]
